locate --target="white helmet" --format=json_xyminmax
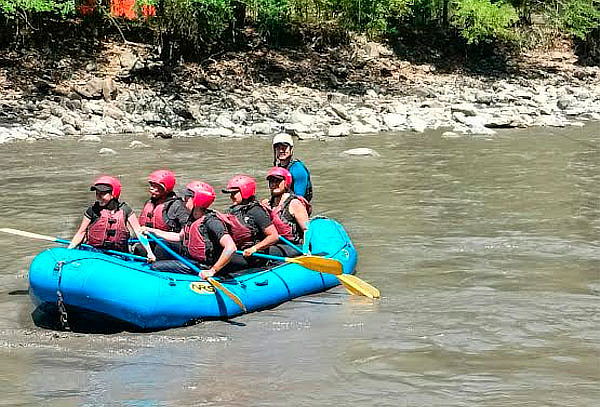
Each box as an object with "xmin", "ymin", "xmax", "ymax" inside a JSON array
[{"xmin": 272, "ymin": 133, "xmax": 294, "ymax": 147}]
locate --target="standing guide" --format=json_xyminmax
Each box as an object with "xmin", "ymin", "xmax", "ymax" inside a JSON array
[{"xmin": 272, "ymin": 133, "xmax": 313, "ymax": 202}]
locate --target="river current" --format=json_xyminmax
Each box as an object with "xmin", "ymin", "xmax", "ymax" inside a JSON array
[{"xmin": 0, "ymin": 125, "xmax": 599, "ymax": 406}]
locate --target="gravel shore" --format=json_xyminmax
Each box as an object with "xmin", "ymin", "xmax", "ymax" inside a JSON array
[{"xmin": 1, "ymin": 39, "xmax": 599, "ymax": 144}]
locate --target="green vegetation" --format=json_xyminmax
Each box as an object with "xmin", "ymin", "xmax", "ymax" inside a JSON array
[
  {"xmin": 0, "ymin": 0, "xmax": 74, "ymax": 16},
  {"xmin": 0, "ymin": 0, "xmax": 598, "ymax": 63},
  {"xmin": 451, "ymin": 0, "xmax": 518, "ymax": 44}
]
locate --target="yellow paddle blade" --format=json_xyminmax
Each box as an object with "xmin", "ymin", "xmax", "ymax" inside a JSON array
[
  {"xmin": 207, "ymin": 277, "xmax": 247, "ymax": 312},
  {"xmin": 340, "ymin": 280, "xmax": 362, "ymax": 296},
  {"xmin": 338, "ymin": 274, "xmax": 380, "ymax": 299},
  {"xmin": 0, "ymin": 228, "xmax": 58, "ymax": 243},
  {"xmin": 286, "ymin": 255, "xmax": 343, "ymax": 275}
]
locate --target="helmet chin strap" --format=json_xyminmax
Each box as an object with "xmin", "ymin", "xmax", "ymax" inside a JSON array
[
  {"xmin": 192, "ymin": 206, "xmax": 207, "ymax": 218},
  {"xmin": 276, "ymin": 157, "xmax": 291, "ymax": 166},
  {"xmin": 152, "ymin": 190, "xmax": 168, "ymax": 201},
  {"xmin": 97, "ymin": 197, "xmax": 118, "ymax": 210},
  {"xmin": 270, "ymin": 191, "xmax": 288, "ymax": 206},
  {"xmin": 274, "ymin": 146, "xmax": 293, "ymax": 166}
]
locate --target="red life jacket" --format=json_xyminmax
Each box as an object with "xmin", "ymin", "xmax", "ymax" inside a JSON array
[
  {"xmin": 266, "ymin": 194, "xmax": 312, "ymax": 244},
  {"xmin": 86, "ymin": 205, "xmax": 130, "ymax": 252},
  {"xmin": 223, "ymin": 202, "xmax": 262, "ymax": 249},
  {"xmin": 138, "ymin": 195, "xmax": 179, "ymax": 231},
  {"xmin": 182, "ymin": 213, "xmax": 213, "ymax": 263}
]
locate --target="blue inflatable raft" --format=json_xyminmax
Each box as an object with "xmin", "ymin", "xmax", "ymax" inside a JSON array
[{"xmin": 28, "ymin": 217, "xmax": 357, "ymax": 330}]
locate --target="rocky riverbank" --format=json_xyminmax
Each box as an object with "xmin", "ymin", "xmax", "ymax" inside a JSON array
[{"xmin": 1, "ymin": 38, "xmax": 599, "ymax": 144}]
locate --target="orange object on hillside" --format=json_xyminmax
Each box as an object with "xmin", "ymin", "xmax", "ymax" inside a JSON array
[
  {"xmin": 111, "ymin": 0, "xmax": 156, "ymax": 19},
  {"xmin": 77, "ymin": 0, "xmax": 156, "ymax": 18}
]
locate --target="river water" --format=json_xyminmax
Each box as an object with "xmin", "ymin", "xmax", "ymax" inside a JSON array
[{"xmin": 0, "ymin": 126, "xmax": 599, "ymax": 406}]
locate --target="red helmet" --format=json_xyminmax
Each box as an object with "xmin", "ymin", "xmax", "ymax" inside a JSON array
[
  {"xmin": 223, "ymin": 175, "xmax": 256, "ymax": 200},
  {"xmin": 185, "ymin": 181, "xmax": 216, "ymax": 209},
  {"xmin": 90, "ymin": 175, "xmax": 122, "ymax": 198},
  {"xmin": 148, "ymin": 170, "xmax": 176, "ymax": 192},
  {"xmin": 266, "ymin": 167, "xmax": 292, "ymax": 188}
]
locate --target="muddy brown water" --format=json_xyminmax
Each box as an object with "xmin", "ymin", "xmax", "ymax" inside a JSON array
[{"xmin": 0, "ymin": 126, "xmax": 599, "ymax": 406}]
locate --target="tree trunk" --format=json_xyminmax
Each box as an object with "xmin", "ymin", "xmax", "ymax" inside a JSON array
[{"xmin": 442, "ymin": 0, "xmax": 449, "ymax": 28}]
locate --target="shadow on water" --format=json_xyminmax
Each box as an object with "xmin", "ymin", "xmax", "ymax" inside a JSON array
[
  {"xmin": 223, "ymin": 320, "xmax": 246, "ymax": 327},
  {"xmin": 292, "ymin": 299, "xmax": 344, "ymax": 306},
  {"xmin": 31, "ymin": 304, "xmax": 139, "ymax": 334},
  {"xmin": 8, "ymin": 289, "xmax": 29, "ymax": 295},
  {"xmin": 31, "ymin": 303, "xmax": 248, "ymax": 333},
  {"xmin": 31, "ymin": 303, "xmax": 200, "ymax": 334}
]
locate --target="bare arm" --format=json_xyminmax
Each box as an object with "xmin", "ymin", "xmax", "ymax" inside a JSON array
[
  {"xmin": 243, "ymin": 224, "xmax": 279, "ymax": 256},
  {"xmin": 289, "ymin": 199, "xmax": 309, "ymax": 231},
  {"xmin": 68, "ymin": 217, "xmax": 91, "ymax": 249},
  {"xmin": 209, "ymin": 234, "xmax": 237, "ymax": 275},
  {"xmin": 128, "ymin": 213, "xmax": 156, "ymax": 262},
  {"xmin": 144, "ymin": 226, "xmax": 182, "ymax": 242}
]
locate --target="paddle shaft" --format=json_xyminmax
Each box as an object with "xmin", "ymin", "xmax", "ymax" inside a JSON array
[
  {"xmin": 146, "ymin": 232, "xmax": 247, "ymax": 312},
  {"xmin": 147, "ymin": 233, "xmax": 199, "ymax": 273},
  {"xmin": 80, "ymin": 244, "xmax": 147, "ymax": 261},
  {"xmin": 237, "ymin": 249, "xmax": 343, "ymax": 275},
  {"xmin": 235, "ymin": 250, "xmax": 287, "ymax": 262},
  {"xmin": 57, "ymin": 240, "xmax": 147, "ymax": 261},
  {"xmin": 278, "ymin": 236, "xmax": 304, "ymax": 254},
  {"xmin": 0, "ymin": 228, "xmax": 147, "ymax": 261}
]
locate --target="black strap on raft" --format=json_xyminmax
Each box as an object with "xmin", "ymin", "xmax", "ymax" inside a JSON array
[{"xmin": 54, "ymin": 261, "xmax": 70, "ymax": 331}]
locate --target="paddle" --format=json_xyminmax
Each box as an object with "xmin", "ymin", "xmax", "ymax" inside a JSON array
[
  {"xmin": 337, "ymin": 274, "xmax": 380, "ymax": 299},
  {"xmin": 235, "ymin": 250, "xmax": 343, "ymax": 275},
  {"xmin": 145, "ymin": 232, "xmax": 247, "ymax": 312},
  {"xmin": 0, "ymin": 227, "xmax": 148, "ymax": 262},
  {"xmin": 277, "ymin": 236, "xmax": 380, "ymax": 299},
  {"xmin": 278, "ymin": 236, "xmax": 304, "ymax": 254}
]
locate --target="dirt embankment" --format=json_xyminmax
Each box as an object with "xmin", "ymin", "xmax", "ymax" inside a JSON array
[{"xmin": 1, "ymin": 35, "xmax": 599, "ymax": 144}]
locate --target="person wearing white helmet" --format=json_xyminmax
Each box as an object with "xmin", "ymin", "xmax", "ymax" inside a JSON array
[{"xmin": 272, "ymin": 133, "xmax": 313, "ymax": 202}]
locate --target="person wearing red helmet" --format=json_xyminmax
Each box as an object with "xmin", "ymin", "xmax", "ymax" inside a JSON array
[
  {"xmin": 145, "ymin": 181, "xmax": 237, "ymax": 278},
  {"xmin": 272, "ymin": 133, "xmax": 313, "ymax": 202},
  {"xmin": 262, "ymin": 167, "xmax": 311, "ymax": 257},
  {"xmin": 136, "ymin": 170, "xmax": 189, "ymax": 259},
  {"xmin": 68, "ymin": 175, "xmax": 156, "ymax": 262},
  {"xmin": 222, "ymin": 174, "xmax": 280, "ymax": 266}
]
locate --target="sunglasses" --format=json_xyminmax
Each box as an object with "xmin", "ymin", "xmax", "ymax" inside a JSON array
[{"xmin": 268, "ymin": 177, "xmax": 285, "ymax": 185}]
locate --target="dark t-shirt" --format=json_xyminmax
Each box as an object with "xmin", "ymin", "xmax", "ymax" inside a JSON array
[
  {"xmin": 246, "ymin": 204, "xmax": 272, "ymax": 231},
  {"xmin": 229, "ymin": 203, "xmax": 272, "ymax": 238},
  {"xmin": 85, "ymin": 200, "xmax": 133, "ymax": 223},
  {"xmin": 163, "ymin": 197, "xmax": 190, "ymax": 232},
  {"xmin": 203, "ymin": 215, "xmax": 228, "ymax": 242}
]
